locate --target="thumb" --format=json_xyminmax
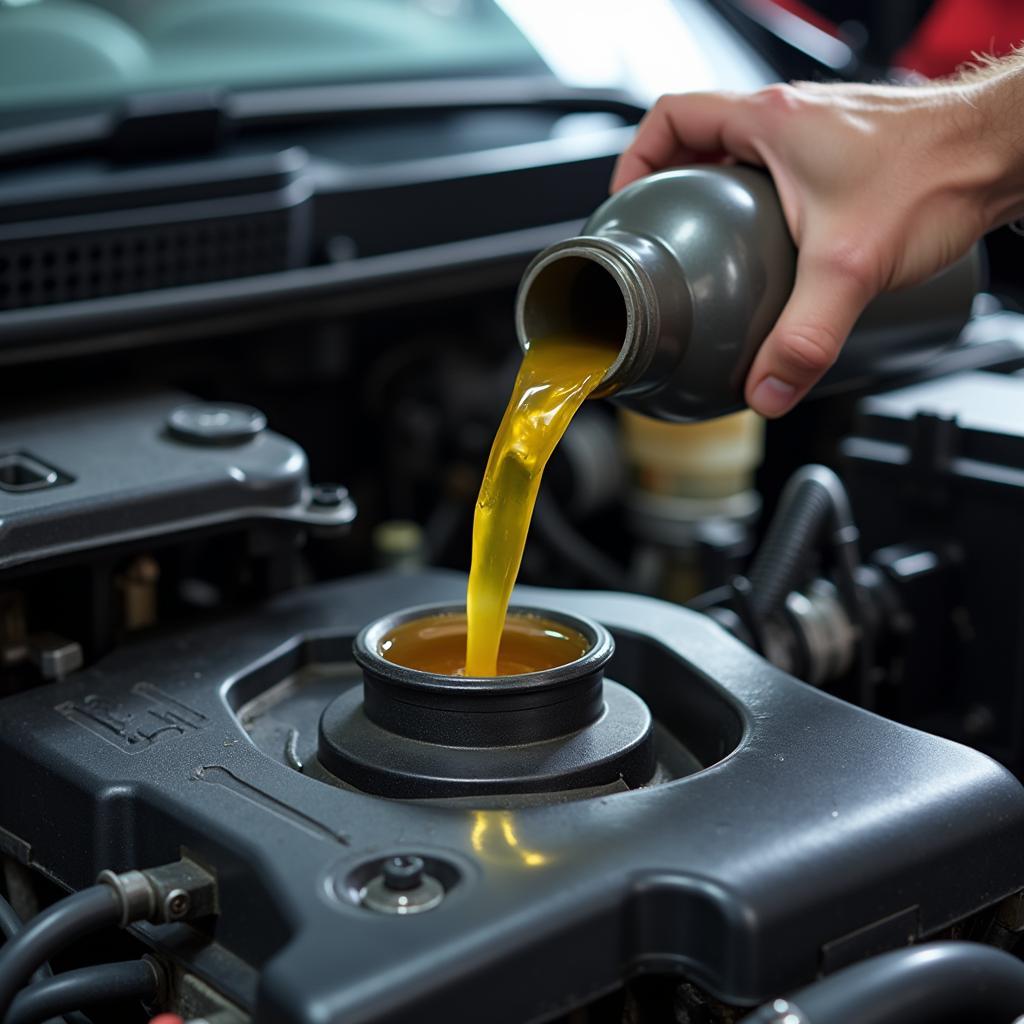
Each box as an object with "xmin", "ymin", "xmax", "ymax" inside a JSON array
[{"xmin": 744, "ymin": 254, "xmax": 875, "ymax": 417}]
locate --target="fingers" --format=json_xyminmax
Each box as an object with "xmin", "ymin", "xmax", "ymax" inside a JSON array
[
  {"xmin": 610, "ymin": 91, "xmax": 761, "ymax": 193},
  {"xmin": 744, "ymin": 251, "xmax": 876, "ymax": 417},
  {"xmin": 615, "ymin": 88, "xmax": 886, "ymax": 417}
]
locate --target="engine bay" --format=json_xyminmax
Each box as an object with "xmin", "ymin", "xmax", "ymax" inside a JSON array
[
  {"xmin": 3, "ymin": 570, "xmax": 1024, "ymax": 1023},
  {"xmin": 3, "ymin": 318, "xmax": 1024, "ymax": 1022},
  {"xmin": 4, "ymin": 3, "xmax": 1024, "ymax": 1022}
]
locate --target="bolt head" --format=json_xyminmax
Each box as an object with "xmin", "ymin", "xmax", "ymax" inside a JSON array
[
  {"xmin": 163, "ymin": 888, "xmax": 190, "ymax": 920},
  {"xmin": 383, "ymin": 855, "xmax": 424, "ymax": 892},
  {"xmin": 311, "ymin": 483, "xmax": 351, "ymax": 508},
  {"xmin": 361, "ymin": 859, "xmax": 444, "ymax": 916}
]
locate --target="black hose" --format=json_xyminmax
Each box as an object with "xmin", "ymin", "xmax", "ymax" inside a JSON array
[
  {"xmin": 746, "ymin": 464, "xmax": 859, "ymax": 622},
  {"xmin": 532, "ymin": 491, "xmax": 632, "ymax": 591},
  {"xmin": 741, "ymin": 942, "xmax": 1024, "ymax": 1024},
  {"xmin": 55, "ymin": 1011, "xmax": 91, "ymax": 1024},
  {"xmin": 0, "ymin": 887, "xmax": 120, "ymax": 1019},
  {"xmin": 6, "ymin": 960, "xmax": 157, "ymax": 1024},
  {"xmin": 0, "ymin": 897, "xmax": 20, "ymax": 944},
  {"xmin": 1, "ymin": 891, "xmax": 53, "ymax": 995},
  {"xmin": 1, "ymin": 892, "xmax": 94, "ymax": 1024}
]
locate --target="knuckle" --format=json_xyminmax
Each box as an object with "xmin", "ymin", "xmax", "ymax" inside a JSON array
[
  {"xmin": 650, "ymin": 93, "xmax": 680, "ymax": 114},
  {"xmin": 754, "ymin": 83, "xmax": 801, "ymax": 114},
  {"xmin": 776, "ymin": 326, "xmax": 840, "ymax": 377},
  {"xmin": 819, "ymin": 243, "xmax": 879, "ymax": 295},
  {"xmin": 641, "ymin": 94, "xmax": 678, "ymax": 131}
]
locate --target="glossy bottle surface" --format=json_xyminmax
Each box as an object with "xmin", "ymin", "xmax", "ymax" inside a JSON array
[{"xmin": 516, "ymin": 166, "xmax": 983, "ymax": 421}]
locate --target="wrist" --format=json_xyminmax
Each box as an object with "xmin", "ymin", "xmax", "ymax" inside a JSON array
[{"xmin": 953, "ymin": 67, "xmax": 1024, "ymax": 230}]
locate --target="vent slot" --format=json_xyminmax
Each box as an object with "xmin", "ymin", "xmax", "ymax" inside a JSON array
[{"xmin": 0, "ymin": 213, "xmax": 296, "ymax": 311}]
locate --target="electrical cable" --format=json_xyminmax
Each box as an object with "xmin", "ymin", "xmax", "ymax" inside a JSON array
[
  {"xmin": 6, "ymin": 960, "xmax": 158, "ymax": 1024},
  {"xmin": 0, "ymin": 886, "xmax": 120, "ymax": 1019}
]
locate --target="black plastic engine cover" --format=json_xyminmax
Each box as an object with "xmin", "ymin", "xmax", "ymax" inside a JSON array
[
  {"xmin": 841, "ymin": 367, "xmax": 1024, "ymax": 774},
  {"xmin": 0, "ymin": 570, "xmax": 1021, "ymax": 1023},
  {"xmin": 0, "ymin": 388, "xmax": 354, "ymax": 575}
]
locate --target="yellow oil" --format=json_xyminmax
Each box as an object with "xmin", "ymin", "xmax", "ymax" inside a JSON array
[
  {"xmin": 471, "ymin": 810, "xmax": 550, "ymax": 867},
  {"xmin": 464, "ymin": 334, "xmax": 617, "ymax": 676},
  {"xmin": 380, "ymin": 611, "xmax": 589, "ymax": 676}
]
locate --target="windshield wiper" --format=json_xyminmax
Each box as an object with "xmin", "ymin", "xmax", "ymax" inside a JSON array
[
  {"xmin": 0, "ymin": 78, "xmax": 643, "ymax": 171},
  {"xmin": 0, "ymin": 91, "xmax": 228, "ymax": 169}
]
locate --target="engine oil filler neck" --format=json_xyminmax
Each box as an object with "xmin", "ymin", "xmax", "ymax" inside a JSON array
[{"xmin": 316, "ymin": 603, "xmax": 655, "ymax": 799}]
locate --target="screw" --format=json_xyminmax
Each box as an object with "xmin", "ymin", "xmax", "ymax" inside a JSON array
[
  {"xmin": 310, "ymin": 483, "xmax": 350, "ymax": 509},
  {"xmin": 163, "ymin": 888, "xmax": 190, "ymax": 920},
  {"xmin": 382, "ymin": 856, "xmax": 425, "ymax": 892}
]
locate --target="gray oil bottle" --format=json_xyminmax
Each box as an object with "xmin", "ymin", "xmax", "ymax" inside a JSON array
[{"xmin": 515, "ymin": 165, "xmax": 982, "ymax": 421}]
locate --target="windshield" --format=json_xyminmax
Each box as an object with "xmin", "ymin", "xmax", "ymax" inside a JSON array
[{"xmin": 0, "ymin": 0, "xmax": 545, "ymax": 112}]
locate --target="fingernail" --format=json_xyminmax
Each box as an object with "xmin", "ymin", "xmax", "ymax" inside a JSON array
[{"xmin": 749, "ymin": 376, "xmax": 796, "ymax": 417}]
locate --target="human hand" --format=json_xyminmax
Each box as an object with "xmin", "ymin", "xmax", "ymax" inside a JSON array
[{"xmin": 611, "ymin": 74, "xmax": 1024, "ymax": 416}]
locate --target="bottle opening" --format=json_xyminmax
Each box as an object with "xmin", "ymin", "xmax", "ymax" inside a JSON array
[{"xmin": 520, "ymin": 255, "xmax": 629, "ymax": 355}]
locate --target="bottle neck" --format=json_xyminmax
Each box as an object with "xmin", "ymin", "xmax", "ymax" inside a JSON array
[{"xmin": 514, "ymin": 233, "xmax": 664, "ymax": 397}]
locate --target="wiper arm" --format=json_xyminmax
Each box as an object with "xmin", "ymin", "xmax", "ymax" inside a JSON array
[
  {"xmin": 229, "ymin": 76, "xmax": 645, "ymax": 128},
  {"xmin": 0, "ymin": 77, "xmax": 643, "ymax": 171},
  {"xmin": 0, "ymin": 90, "xmax": 229, "ymax": 170}
]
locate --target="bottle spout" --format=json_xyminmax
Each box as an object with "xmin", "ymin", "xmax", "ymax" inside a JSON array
[{"xmin": 514, "ymin": 237, "xmax": 657, "ymax": 398}]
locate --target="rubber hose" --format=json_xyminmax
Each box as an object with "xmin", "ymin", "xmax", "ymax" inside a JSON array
[
  {"xmin": 741, "ymin": 942, "xmax": 1024, "ymax": 1024},
  {"xmin": 532, "ymin": 492, "xmax": 632, "ymax": 591},
  {"xmin": 0, "ymin": 887, "xmax": 120, "ymax": 1018},
  {"xmin": 6, "ymin": 960, "xmax": 157, "ymax": 1024},
  {"xmin": 2, "ymin": 888, "xmax": 87, "ymax": 1011},
  {"xmin": 0, "ymin": 898, "xmax": 20, "ymax": 944},
  {"xmin": 747, "ymin": 465, "xmax": 858, "ymax": 622}
]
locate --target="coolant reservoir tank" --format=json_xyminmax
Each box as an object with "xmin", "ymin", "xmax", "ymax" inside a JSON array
[
  {"xmin": 620, "ymin": 410, "xmax": 764, "ymax": 600},
  {"xmin": 620, "ymin": 409, "xmax": 764, "ymax": 500}
]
